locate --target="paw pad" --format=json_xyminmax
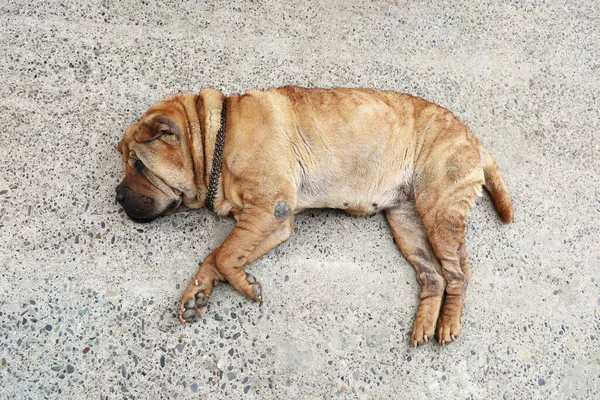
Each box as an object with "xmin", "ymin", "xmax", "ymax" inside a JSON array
[
  {"xmin": 183, "ymin": 299, "xmax": 195, "ymax": 309},
  {"xmin": 182, "ymin": 308, "xmax": 198, "ymax": 322},
  {"xmin": 181, "ymin": 291, "xmax": 210, "ymax": 323},
  {"xmin": 195, "ymin": 292, "xmax": 209, "ymax": 308}
]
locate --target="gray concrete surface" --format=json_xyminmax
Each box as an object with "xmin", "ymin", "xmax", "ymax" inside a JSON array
[{"xmin": 1, "ymin": 0, "xmax": 599, "ymax": 398}]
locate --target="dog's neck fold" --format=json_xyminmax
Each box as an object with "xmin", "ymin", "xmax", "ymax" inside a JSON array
[{"xmin": 193, "ymin": 88, "xmax": 227, "ymax": 211}]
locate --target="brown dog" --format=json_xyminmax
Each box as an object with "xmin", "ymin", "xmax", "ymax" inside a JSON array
[{"xmin": 116, "ymin": 86, "xmax": 513, "ymax": 346}]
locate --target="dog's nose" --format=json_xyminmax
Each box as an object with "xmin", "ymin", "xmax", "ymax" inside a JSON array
[{"xmin": 115, "ymin": 185, "xmax": 126, "ymax": 205}]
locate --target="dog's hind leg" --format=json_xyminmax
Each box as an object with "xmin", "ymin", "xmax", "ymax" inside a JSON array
[
  {"xmin": 419, "ymin": 197, "xmax": 475, "ymax": 345},
  {"xmin": 385, "ymin": 202, "xmax": 446, "ymax": 347},
  {"xmin": 415, "ymin": 140, "xmax": 483, "ymax": 345}
]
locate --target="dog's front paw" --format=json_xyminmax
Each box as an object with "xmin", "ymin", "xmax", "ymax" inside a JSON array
[
  {"xmin": 245, "ymin": 273, "xmax": 263, "ymax": 301},
  {"xmin": 179, "ymin": 277, "xmax": 215, "ymax": 324},
  {"xmin": 180, "ymin": 291, "xmax": 210, "ymax": 323}
]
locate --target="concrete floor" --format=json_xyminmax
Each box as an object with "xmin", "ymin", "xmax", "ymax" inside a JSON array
[{"xmin": 1, "ymin": 0, "xmax": 599, "ymax": 398}]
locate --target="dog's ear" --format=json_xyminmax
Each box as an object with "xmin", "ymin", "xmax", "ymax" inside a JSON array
[
  {"xmin": 135, "ymin": 118, "xmax": 180, "ymax": 143},
  {"xmin": 135, "ymin": 121, "xmax": 162, "ymax": 142}
]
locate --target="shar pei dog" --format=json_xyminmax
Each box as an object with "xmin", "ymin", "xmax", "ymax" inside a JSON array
[{"xmin": 116, "ymin": 86, "xmax": 513, "ymax": 346}]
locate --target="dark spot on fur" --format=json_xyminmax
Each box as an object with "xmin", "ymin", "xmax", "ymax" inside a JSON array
[
  {"xmin": 274, "ymin": 201, "xmax": 290, "ymax": 219},
  {"xmin": 372, "ymin": 202, "xmax": 378, "ymax": 208},
  {"xmin": 422, "ymin": 272, "xmax": 445, "ymax": 294},
  {"xmin": 343, "ymin": 202, "xmax": 349, "ymax": 207},
  {"xmin": 411, "ymin": 248, "xmax": 429, "ymax": 264}
]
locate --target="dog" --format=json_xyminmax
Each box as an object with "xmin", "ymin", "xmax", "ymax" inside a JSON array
[{"xmin": 116, "ymin": 86, "xmax": 513, "ymax": 346}]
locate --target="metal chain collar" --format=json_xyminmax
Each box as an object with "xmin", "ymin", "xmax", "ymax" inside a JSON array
[{"xmin": 205, "ymin": 101, "xmax": 227, "ymax": 212}]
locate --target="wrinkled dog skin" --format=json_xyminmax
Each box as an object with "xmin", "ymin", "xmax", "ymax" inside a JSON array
[{"xmin": 116, "ymin": 86, "xmax": 513, "ymax": 346}]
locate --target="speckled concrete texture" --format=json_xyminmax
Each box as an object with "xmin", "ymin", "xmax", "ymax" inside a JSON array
[{"xmin": 0, "ymin": 0, "xmax": 599, "ymax": 398}]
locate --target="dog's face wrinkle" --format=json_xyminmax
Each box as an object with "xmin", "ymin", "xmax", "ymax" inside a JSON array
[{"xmin": 130, "ymin": 129, "xmax": 185, "ymax": 188}]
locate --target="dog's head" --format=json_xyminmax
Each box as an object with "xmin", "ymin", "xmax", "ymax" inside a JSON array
[{"xmin": 115, "ymin": 92, "xmax": 218, "ymax": 222}]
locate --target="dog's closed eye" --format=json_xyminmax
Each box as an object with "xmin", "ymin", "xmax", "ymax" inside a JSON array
[
  {"xmin": 133, "ymin": 159, "xmax": 144, "ymax": 171},
  {"xmin": 158, "ymin": 124, "xmax": 173, "ymax": 136}
]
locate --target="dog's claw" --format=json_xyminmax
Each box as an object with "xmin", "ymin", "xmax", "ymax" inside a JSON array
[
  {"xmin": 253, "ymin": 282, "xmax": 263, "ymax": 301},
  {"xmin": 246, "ymin": 273, "xmax": 256, "ymax": 284}
]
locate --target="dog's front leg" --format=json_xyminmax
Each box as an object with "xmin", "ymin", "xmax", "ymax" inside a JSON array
[
  {"xmin": 179, "ymin": 201, "xmax": 293, "ymax": 323},
  {"xmin": 178, "ymin": 250, "xmax": 223, "ymax": 323},
  {"xmin": 244, "ymin": 216, "xmax": 294, "ymax": 264}
]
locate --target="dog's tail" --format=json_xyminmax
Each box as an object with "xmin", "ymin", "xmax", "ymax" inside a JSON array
[{"xmin": 480, "ymin": 144, "xmax": 514, "ymax": 223}]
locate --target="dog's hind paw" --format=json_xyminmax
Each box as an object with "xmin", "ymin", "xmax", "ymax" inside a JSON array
[{"xmin": 411, "ymin": 297, "xmax": 442, "ymax": 347}]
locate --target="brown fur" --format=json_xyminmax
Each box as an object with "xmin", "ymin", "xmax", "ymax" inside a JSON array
[{"xmin": 116, "ymin": 86, "xmax": 513, "ymax": 346}]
